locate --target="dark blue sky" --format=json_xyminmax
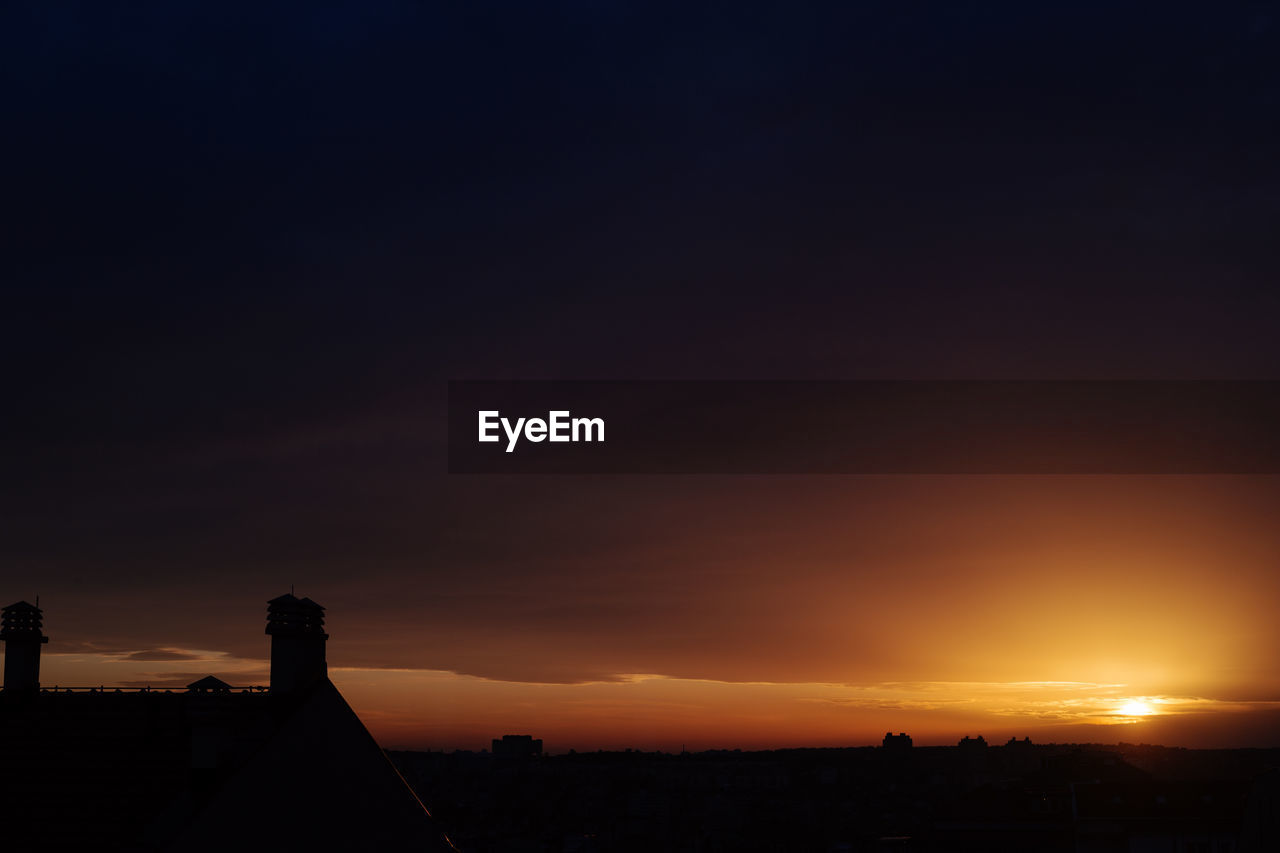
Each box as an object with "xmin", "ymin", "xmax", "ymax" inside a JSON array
[{"xmin": 7, "ymin": 3, "xmax": 1279, "ymax": 404}]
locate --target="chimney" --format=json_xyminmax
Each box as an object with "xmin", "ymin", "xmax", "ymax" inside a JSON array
[
  {"xmin": 265, "ymin": 593, "xmax": 328, "ymax": 695},
  {"xmin": 2, "ymin": 601, "xmax": 49, "ymax": 693}
]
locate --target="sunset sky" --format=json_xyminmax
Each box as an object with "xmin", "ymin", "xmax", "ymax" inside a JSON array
[
  {"xmin": 5, "ymin": 4, "xmax": 1280, "ymax": 752},
  {"xmin": 27, "ymin": 475, "xmax": 1280, "ymax": 750}
]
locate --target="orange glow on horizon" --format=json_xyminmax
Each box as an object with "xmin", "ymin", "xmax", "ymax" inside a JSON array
[
  {"xmin": 13, "ymin": 477, "xmax": 1280, "ymax": 753},
  {"xmin": 20, "ymin": 652, "xmax": 1280, "ymax": 753}
]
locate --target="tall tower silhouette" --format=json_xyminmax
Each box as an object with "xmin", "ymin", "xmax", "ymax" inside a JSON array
[
  {"xmin": 265, "ymin": 593, "xmax": 328, "ymax": 695},
  {"xmin": 2, "ymin": 601, "xmax": 49, "ymax": 693}
]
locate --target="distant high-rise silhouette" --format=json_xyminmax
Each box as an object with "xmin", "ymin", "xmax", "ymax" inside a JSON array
[
  {"xmin": 882, "ymin": 731, "xmax": 913, "ymax": 750},
  {"xmin": 493, "ymin": 734, "xmax": 543, "ymax": 758}
]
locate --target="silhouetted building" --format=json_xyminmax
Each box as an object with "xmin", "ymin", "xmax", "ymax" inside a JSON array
[
  {"xmin": 493, "ymin": 733, "xmax": 543, "ymax": 757},
  {"xmin": 958, "ymin": 734, "xmax": 988, "ymax": 749},
  {"xmin": 186, "ymin": 674, "xmax": 232, "ymax": 694},
  {"xmin": 0, "ymin": 596, "xmax": 454, "ymax": 851},
  {"xmin": 266, "ymin": 593, "xmax": 328, "ymax": 695},
  {"xmin": 1074, "ymin": 779, "xmax": 1250, "ymax": 852},
  {"xmin": 1, "ymin": 600, "xmax": 48, "ymax": 693},
  {"xmin": 882, "ymin": 732, "xmax": 913, "ymax": 750},
  {"xmin": 389, "ymin": 743, "xmax": 1273, "ymax": 852},
  {"xmin": 1241, "ymin": 768, "xmax": 1280, "ymax": 852}
]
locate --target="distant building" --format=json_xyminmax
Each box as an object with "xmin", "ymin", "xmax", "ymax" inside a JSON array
[
  {"xmin": 0, "ymin": 596, "xmax": 455, "ymax": 850},
  {"xmin": 882, "ymin": 731, "xmax": 913, "ymax": 750},
  {"xmin": 493, "ymin": 733, "xmax": 544, "ymax": 757},
  {"xmin": 958, "ymin": 734, "xmax": 988, "ymax": 749}
]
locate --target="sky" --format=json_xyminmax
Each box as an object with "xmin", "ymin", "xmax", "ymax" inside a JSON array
[{"xmin": 4, "ymin": 2, "xmax": 1280, "ymax": 751}]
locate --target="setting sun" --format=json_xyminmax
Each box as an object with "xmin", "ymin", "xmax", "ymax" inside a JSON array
[{"xmin": 1119, "ymin": 699, "xmax": 1156, "ymax": 717}]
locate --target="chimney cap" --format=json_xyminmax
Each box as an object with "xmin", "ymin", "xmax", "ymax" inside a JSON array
[
  {"xmin": 266, "ymin": 593, "xmax": 325, "ymax": 612},
  {"xmin": 2, "ymin": 600, "xmax": 41, "ymax": 613},
  {"xmin": 266, "ymin": 592, "xmax": 327, "ymax": 637},
  {"xmin": 2, "ymin": 600, "xmax": 47, "ymax": 640}
]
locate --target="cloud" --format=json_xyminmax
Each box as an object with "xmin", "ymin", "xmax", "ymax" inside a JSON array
[
  {"xmin": 118, "ymin": 648, "xmax": 203, "ymax": 661},
  {"xmin": 794, "ymin": 681, "xmax": 1280, "ymax": 726}
]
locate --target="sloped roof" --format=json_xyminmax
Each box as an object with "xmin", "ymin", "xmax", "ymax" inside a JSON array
[
  {"xmin": 167, "ymin": 679, "xmax": 455, "ymax": 850},
  {"xmin": 0, "ymin": 680, "xmax": 455, "ymax": 850}
]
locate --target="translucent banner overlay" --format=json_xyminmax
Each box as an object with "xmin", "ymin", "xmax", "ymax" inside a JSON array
[{"xmin": 447, "ymin": 381, "xmax": 1280, "ymax": 474}]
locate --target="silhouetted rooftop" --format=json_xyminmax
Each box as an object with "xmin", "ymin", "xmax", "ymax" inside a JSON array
[
  {"xmin": 0, "ymin": 594, "xmax": 453, "ymax": 850},
  {"xmin": 0, "ymin": 677, "xmax": 453, "ymax": 850},
  {"xmin": 186, "ymin": 675, "xmax": 232, "ymax": 692}
]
